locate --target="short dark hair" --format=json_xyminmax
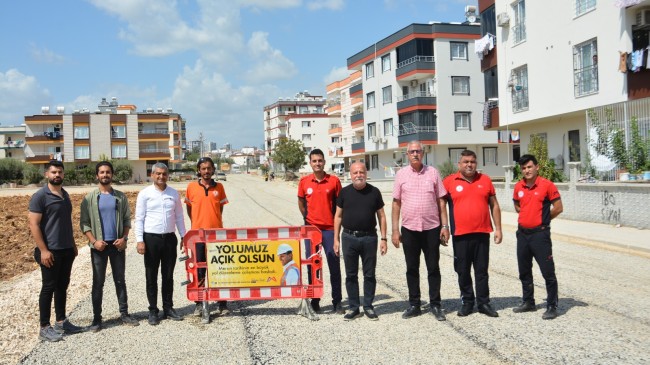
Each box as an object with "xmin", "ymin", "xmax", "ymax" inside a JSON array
[
  {"xmin": 46, "ymin": 160, "xmax": 64, "ymax": 171},
  {"xmin": 95, "ymin": 161, "xmax": 114, "ymax": 175},
  {"xmin": 309, "ymin": 149, "xmax": 324, "ymax": 159},
  {"xmin": 459, "ymin": 149, "xmax": 477, "ymax": 160},
  {"xmin": 197, "ymin": 156, "xmax": 215, "ymax": 169},
  {"xmin": 518, "ymin": 154, "xmax": 538, "ymax": 166}
]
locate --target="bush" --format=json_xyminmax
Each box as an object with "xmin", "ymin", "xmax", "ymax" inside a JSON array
[
  {"xmin": 436, "ymin": 159, "xmax": 456, "ymax": 179},
  {"xmin": 22, "ymin": 164, "xmax": 43, "ymax": 185},
  {"xmin": 0, "ymin": 159, "xmax": 25, "ymax": 183},
  {"xmin": 113, "ymin": 160, "xmax": 133, "ymax": 183}
]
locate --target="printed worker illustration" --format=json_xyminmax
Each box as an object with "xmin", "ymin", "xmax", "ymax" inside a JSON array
[{"xmin": 277, "ymin": 243, "xmax": 300, "ymax": 286}]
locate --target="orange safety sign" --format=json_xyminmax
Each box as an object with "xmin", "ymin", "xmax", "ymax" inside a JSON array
[{"xmin": 180, "ymin": 226, "xmax": 324, "ymax": 320}]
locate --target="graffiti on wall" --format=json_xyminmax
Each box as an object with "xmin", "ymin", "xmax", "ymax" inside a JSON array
[{"xmin": 601, "ymin": 190, "xmax": 621, "ymax": 224}]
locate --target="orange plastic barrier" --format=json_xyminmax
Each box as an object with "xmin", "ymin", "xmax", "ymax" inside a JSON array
[{"xmin": 182, "ymin": 226, "xmax": 323, "ymax": 302}]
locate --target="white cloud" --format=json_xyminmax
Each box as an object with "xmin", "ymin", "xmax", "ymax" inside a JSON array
[
  {"xmin": 29, "ymin": 44, "xmax": 66, "ymax": 64},
  {"xmin": 245, "ymin": 32, "xmax": 298, "ymax": 82},
  {"xmin": 0, "ymin": 69, "xmax": 50, "ymax": 122},
  {"xmin": 237, "ymin": 0, "xmax": 302, "ymax": 9},
  {"xmin": 323, "ymin": 66, "xmax": 351, "ymax": 85},
  {"xmin": 307, "ymin": 0, "xmax": 344, "ymax": 11}
]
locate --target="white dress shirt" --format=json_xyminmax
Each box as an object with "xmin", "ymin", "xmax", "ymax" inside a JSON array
[{"xmin": 135, "ymin": 184, "xmax": 186, "ymax": 242}]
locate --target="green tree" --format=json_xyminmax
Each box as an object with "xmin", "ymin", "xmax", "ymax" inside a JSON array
[
  {"xmin": 22, "ymin": 164, "xmax": 44, "ymax": 185},
  {"xmin": 271, "ymin": 138, "xmax": 306, "ymax": 175},
  {"xmin": 609, "ymin": 128, "xmax": 628, "ymax": 171},
  {"xmin": 629, "ymin": 116, "xmax": 647, "ymax": 173},
  {"xmin": 527, "ymin": 134, "xmax": 564, "ymax": 182},
  {"xmin": 436, "ymin": 159, "xmax": 456, "ymax": 179},
  {"xmin": 113, "ymin": 159, "xmax": 133, "ymax": 183}
]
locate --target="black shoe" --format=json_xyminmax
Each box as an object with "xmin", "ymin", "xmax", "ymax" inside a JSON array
[
  {"xmin": 310, "ymin": 300, "xmax": 322, "ymax": 313},
  {"xmin": 217, "ymin": 301, "xmax": 230, "ymax": 315},
  {"xmin": 331, "ymin": 302, "xmax": 345, "ymax": 314},
  {"xmin": 402, "ymin": 305, "xmax": 422, "ymax": 319},
  {"xmin": 478, "ymin": 304, "xmax": 499, "ymax": 318},
  {"xmin": 364, "ymin": 308, "xmax": 379, "ymax": 321},
  {"xmin": 343, "ymin": 310, "xmax": 363, "ymax": 321},
  {"xmin": 457, "ymin": 302, "xmax": 474, "ymax": 317},
  {"xmin": 88, "ymin": 318, "xmax": 102, "ymax": 333},
  {"xmin": 120, "ymin": 313, "xmax": 140, "ymax": 326},
  {"xmin": 430, "ymin": 306, "xmax": 446, "ymax": 321},
  {"xmin": 163, "ymin": 308, "xmax": 183, "ymax": 321},
  {"xmin": 513, "ymin": 302, "xmax": 537, "ymax": 313},
  {"xmin": 542, "ymin": 306, "xmax": 558, "ymax": 320},
  {"xmin": 148, "ymin": 311, "xmax": 159, "ymax": 326}
]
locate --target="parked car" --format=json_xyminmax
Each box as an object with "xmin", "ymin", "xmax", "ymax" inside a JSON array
[{"xmin": 215, "ymin": 171, "xmax": 227, "ymax": 181}]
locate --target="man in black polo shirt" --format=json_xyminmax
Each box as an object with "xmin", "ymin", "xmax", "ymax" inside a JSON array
[
  {"xmin": 29, "ymin": 160, "xmax": 84, "ymax": 342},
  {"xmin": 512, "ymin": 154, "xmax": 563, "ymax": 320},
  {"xmin": 333, "ymin": 162, "xmax": 387, "ymax": 321}
]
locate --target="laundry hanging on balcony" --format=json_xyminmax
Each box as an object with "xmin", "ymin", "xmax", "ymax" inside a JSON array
[
  {"xmin": 614, "ymin": 0, "xmax": 643, "ymax": 8},
  {"xmin": 474, "ymin": 33, "xmax": 495, "ymax": 60}
]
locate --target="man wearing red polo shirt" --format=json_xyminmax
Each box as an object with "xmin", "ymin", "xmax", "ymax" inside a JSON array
[
  {"xmin": 298, "ymin": 148, "xmax": 343, "ymax": 314},
  {"xmin": 443, "ymin": 150, "xmax": 502, "ymax": 318},
  {"xmin": 512, "ymin": 154, "xmax": 563, "ymax": 320}
]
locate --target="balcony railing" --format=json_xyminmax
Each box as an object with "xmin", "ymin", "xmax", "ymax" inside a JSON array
[
  {"xmin": 574, "ymin": 65, "xmax": 598, "ymax": 96},
  {"xmin": 397, "ymin": 91, "xmax": 436, "ymax": 102},
  {"xmin": 399, "ymin": 123, "xmax": 437, "ymax": 136},
  {"xmin": 397, "ymin": 55, "xmax": 435, "ymax": 69},
  {"xmin": 140, "ymin": 128, "xmax": 168, "ymax": 134}
]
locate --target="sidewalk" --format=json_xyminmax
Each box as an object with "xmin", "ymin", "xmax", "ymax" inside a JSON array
[{"xmin": 501, "ymin": 211, "xmax": 650, "ymax": 257}]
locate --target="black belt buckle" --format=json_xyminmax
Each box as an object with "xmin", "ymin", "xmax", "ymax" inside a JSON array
[
  {"xmin": 343, "ymin": 228, "xmax": 375, "ymax": 237},
  {"xmin": 519, "ymin": 225, "xmax": 547, "ymax": 234}
]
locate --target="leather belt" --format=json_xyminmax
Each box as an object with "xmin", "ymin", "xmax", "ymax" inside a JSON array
[
  {"xmin": 518, "ymin": 225, "xmax": 548, "ymax": 234},
  {"xmin": 144, "ymin": 232, "xmax": 176, "ymax": 239},
  {"xmin": 343, "ymin": 228, "xmax": 377, "ymax": 237}
]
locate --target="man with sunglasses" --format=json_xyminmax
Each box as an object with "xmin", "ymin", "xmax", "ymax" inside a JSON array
[
  {"xmin": 392, "ymin": 141, "xmax": 450, "ymax": 321},
  {"xmin": 185, "ymin": 157, "xmax": 229, "ymax": 323}
]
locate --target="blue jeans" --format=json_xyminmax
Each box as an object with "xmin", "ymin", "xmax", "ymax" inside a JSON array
[
  {"xmin": 312, "ymin": 230, "xmax": 342, "ymax": 305},
  {"xmin": 342, "ymin": 232, "xmax": 378, "ymax": 311},
  {"xmin": 91, "ymin": 243, "xmax": 128, "ymax": 319}
]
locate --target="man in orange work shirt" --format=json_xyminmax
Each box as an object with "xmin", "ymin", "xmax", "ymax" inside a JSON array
[
  {"xmin": 185, "ymin": 157, "xmax": 229, "ymax": 323},
  {"xmin": 298, "ymin": 148, "xmax": 344, "ymax": 314}
]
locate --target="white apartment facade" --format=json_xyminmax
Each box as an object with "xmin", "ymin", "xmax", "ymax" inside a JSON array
[
  {"xmin": 263, "ymin": 91, "xmax": 342, "ymax": 174},
  {"xmin": 0, "ymin": 125, "xmax": 26, "ymax": 160},
  {"xmin": 23, "ymin": 97, "xmax": 186, "ymax": 180},
  {"xmin": 333, "ymin": 22, "xmax": 504, "ymax": 180},
  {"xmin": 480, "ymin": 0, "xmax": 650, "ymax": 175}
]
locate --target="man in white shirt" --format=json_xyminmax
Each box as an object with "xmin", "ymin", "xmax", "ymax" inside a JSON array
[{"xmin": 135, "ymin": 163, "xmax": 187, "ymax": 325}]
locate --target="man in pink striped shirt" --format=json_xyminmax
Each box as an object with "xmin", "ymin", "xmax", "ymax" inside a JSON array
[{"xmin": 391, "ymin": 141, "xmax": 450, "ymax": 321}]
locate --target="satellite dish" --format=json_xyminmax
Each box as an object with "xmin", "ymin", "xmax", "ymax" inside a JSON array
[{"xmin": 468, "ymin": 15, "xmax": 476, "ymax": 22}]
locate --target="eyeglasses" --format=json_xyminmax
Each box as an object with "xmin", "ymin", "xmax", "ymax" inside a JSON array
[{"xmin": 407, "ymin": 149, "xmax": 422, "ymax": 154}]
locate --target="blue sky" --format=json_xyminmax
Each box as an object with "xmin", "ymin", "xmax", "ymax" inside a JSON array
[{"xmin": 0, "ymin": 0, "xmax": 475, "ymax": 149}]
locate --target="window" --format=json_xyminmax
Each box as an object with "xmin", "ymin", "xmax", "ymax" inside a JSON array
[
  {"xmin": 331, "ymin": 136, "xmax": 340, "ymax": 143},
  {"xmin": 371, "ymin": 154, "xmax": 379, "ymax": 170},
  {"xmin": 383, "ymin": 118, "xmax": 393, "ymax": 136},
  {"xmin": 302, "ymin": 134, "xmax": 311, "ymax": 142},
  {"xmin": 568, "ymin": 130, "xmax": 581, "ymax": 161},
  {"xmin": 111, "ymin": 125, "xmax": 126, "ymax": 138},
  {"xmin": 573, "ymin": 39, "xmax": 598, "ymax": 96},
  {"xmin": 575, "ymin": 0, "xmax": 595, "ymax": 17},
  {"xmin": 483, "ymin": 147, "xmax": 498, "ymax": 165},
  {"xmin": 382, "ymin": 86, "xmax": 392, "ymax": 105},
  {"xmin": 511, "ymin": 65, "xmax": 529, "ymax": 112},
  {"xmin": 74, "ymin": 145, "xmax": 89, "ymax": 159},
  {"xmin": 73, "ymin": 126, "xmax": 89, "ymax": 139},
  {"xmin": 366, "ymin": 92, "xmax": 375, "ymax": 109},
  {"xmin": 512, "ymin": 0, "xmax": 526, "ymax": 45},
  {"xmin": 368, "ymin": 123, "xmax": 377, "ymax": 138},
  {"xmin": 365, "ymin": 62, "xmax": 374, "ymax": 79},
  {"xmin": 381, "ymin": 54, "xmax": 391, "ymax": 72},
  {"xmin": 112, "ymin": 144, "xmax": 127, "ymax": 159},
  {"xmin": 454, "ymin": 112, "xmax": 471, "ymax": 130},
  {"xmin": 450, "ymin": 42, "xmax": 468, "ymax": 60},
  {"xmin": 299, "ymin": 106, "xmax": 309, "ymax": 114},
  {"xmin": 302, "ymin": 120, "xmax": 311, "ymax": 128},
  {"xmin": 452, "ymin": 76, "xmax": 470, "ymax": 95},
  {"xmin": 449, "ymin": 148, "xmax": 466, "ymax": 163},
  {"xmin": 484, "ymin": 66, "xmax": 499, "ymax": 100}
]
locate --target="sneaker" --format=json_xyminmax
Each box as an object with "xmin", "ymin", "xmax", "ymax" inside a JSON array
[
  {"xmin": 39, "ymin": 326, "xmax": 63, "ymax": 342},
  {"xmin": 217, "ymin": 301, "xmax": 230, "ymax": 315},
  {"xmin": 343, "ymin": 310, "xmax": 363, "ymax": 321},
  {"xmin": 513, "ymin": 302, "xmax": 537, "ymax": 313},
  {"xmin": 542, "ymin": 306, "xmax": 558, "ymax": 320},
  {"xmin": 120, "ymin": 313, "xmax": 140, "ymax": 326},
  {"xmin": 430, "ymin": 305, "xmax": 446, "ymax": 321},
  {"xmin": 364, "ymin": 308, "xmax": 379, "ymax": 321},
  {"xmin": 194, "ymin": 303, "xmax": 203, "ymax": 317},
  {"xmin": 88, "ymin": 318, "xmax": 102, "ymax": 333},
  {"xmin": 331, "ymin": 302, "xmax": 345, "ymax": 315},
  {"xmin": 53, "ymin": 318, "xmax": 84, "ymax": 334}
]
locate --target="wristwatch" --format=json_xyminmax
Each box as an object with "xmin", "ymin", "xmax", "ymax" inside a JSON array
[{"xmin": 380, "ymin": 237, "xmax": 387, "ymax": 241}]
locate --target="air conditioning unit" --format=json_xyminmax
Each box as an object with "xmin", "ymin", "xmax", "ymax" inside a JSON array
[
  {"xmin": 497, "ymin": 12, "xmax": 510, "ymax": 27},
  {"xmin": 410, "ymin": 80, "xmax": 419, "ymax": 87},
  {"xmin": 635, "ymin": 8, "xmax": 650, "ymax": 28},
  {"xmin": 370, "ymin": 136, "xmax": 379, "ymax": 143}
]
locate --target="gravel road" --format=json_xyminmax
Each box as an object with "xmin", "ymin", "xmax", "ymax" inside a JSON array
[{"xmin": 10, "ymin": 174, "xmax": 650, "ymax": 364}]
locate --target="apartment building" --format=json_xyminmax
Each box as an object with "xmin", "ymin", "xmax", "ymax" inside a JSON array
[
  {"xmin": 23, "ymin": 97, "xmax": 187, "ymax": 180},
  {"xmin": 479, "ymin": 0, "xmax": 650, "ymax": 176},
  {"xmin": 0, "ymin": 125, "xmax": 26, "ymax": 160},
  {"xmin": 263, "ymin": 91, "xmax": 342, "ymax": 173},
  {"xmin": 333, "ymin": 21, "xmax": 504, "ymax": 180}
]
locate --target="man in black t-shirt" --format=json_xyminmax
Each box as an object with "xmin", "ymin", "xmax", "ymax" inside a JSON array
[{"xmin": 333, "ymin": 162, "xmax": 387, "ymax": 321}]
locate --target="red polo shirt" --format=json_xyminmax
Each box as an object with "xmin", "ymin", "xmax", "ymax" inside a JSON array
[
  {"xmin": 297, "ymin": 173, "xmax": 341, "ymax": 230},
  {"xmin": 443, "ymin": 172, "xmax": 495, "ymax": 236},
  {"xmin": 513, "ymin": 176, "xmax": 561, "ymax": 229}
]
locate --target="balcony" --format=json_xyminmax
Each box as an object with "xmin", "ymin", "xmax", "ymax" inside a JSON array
[
  {"xmin": 351, "ymin": 141, "xmax": 365, "ymax": 154},
  {"xmin": 396, "ymin": 56, "xmax": 435, "ymax": 80},
  {"xmin": 349, "ymin": 83, "xmax": 363, "ymax": 97},
  {"xmin": 351, "ymin": 112, "xmax": 364, "ymax": 129},
  {"xmin": 26, "ymin": 132, "xmax": 63, "ymax": 143},
  {"xmin": 26, "ymin": 153, "xmax": 63, "ymax": 164},
  {"xmin": 328, "ymin": 126, "xmax": 342, "ymax": 135},
  {"xmin": 139, "ymin": 128, "xmax": 170, "ymax": 140},
  {"xmin": 398, "ymin": 123, "xmax": 438, "ymax": 145},
  {"xmin": 483, "ymin": 100, "xmax": 500, "ymax": 130},
  {"xmin": 139, "ymin": 148, "xmax": 171, "ymax": 159},
  {"xmin": 0, "ymin": 140, "xmax": 24, "ymax": 149},
  {"xmin": 397, "ymin": 92, "xmax": 437, "ymax": 113}
]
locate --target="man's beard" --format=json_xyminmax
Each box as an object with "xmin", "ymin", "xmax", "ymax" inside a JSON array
[
  {"xmin": 49, "ymin": 178, "xmax": 63, "ymax": 186},
  {"xmin": 99, "ymin": 178, "xmax": 112, "ymax": 186}
]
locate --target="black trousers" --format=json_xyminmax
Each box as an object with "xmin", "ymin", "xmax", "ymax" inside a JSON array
[
  {"xmin": 195, "ymin": 242, "xmax": 226, "ymax": 307},
  {"xmin": 91, "ymin": 243, "xmax": 128, "ymax": 319},
  {"xmin": 516, "ymin": 228, "xmax": 558, "ymax": 307},
  {"xmin": 341, "ymin": 232, "xmax": 378, "ymax": 311},
  {"xmin": 35, "ymin": 247, "xmax": 75, "ymax": 327},
  {"xmin": 143, "ymin": 233, "xmax": 178, "ymax": 312},
  {"xmin": 401, "ymin": 226, "xmax": 442, "ymax": 307},
  {"xmin": 452, "ymin": 233, "xmax": 491, "ymax": 306}
]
